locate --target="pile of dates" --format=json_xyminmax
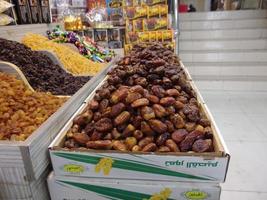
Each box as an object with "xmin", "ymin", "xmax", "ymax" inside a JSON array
[{"xmin": 64, "ymin": 43, "xmax": 214, "ymax": 153}]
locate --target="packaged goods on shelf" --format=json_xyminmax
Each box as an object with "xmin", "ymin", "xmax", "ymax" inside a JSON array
[
  {"xmin": 46, "ymin": 27, "xmax": 115, "ymax": 63},
  {"xmin": 0, "ymin": 38, "xmax": 91, "ymax": 95},
  {"xmin": 22, "ymin": 33, "xmax": 106, "ymax": 75},
  {"xmin": 0, "ymin": 0, "xmax": 13, "ymax": 13},
  {"xmin": 0, "ymin": 72, "xmax": 66, "ymax": 141},
  {"xmin": 49, "ymin": 43, "xmax": 230, "ymax": 182},
  {"xmin": 48, "ymin": 172, "xmax": 221, "ymax": 200},
  {"xmin": 0, "ymin": 13, "xmax": 14, "ymax": 25}
]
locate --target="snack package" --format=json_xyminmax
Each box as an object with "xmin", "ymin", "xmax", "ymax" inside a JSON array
[
  {"xmin": 123, "ymin": 0, "xmax": 139, "ymax": 6},
  {"xmin": 162, "ymin": 30, "xmax": 173, "ymax": 42},
  {"xmin": 126, "ymin": 19, "xmax": 133, "ymax": 32},
  {"xmin": 127, "ymin": 32, "xmax": 138, "ymax": 43},
  {"xmin": 159, "ymin": 4, "xmax": 168, "ymax": 16},
  {"xmin": 110, "ymin": 8, "xmax": 123, "ymax": 21},
  {"xmin": 0, "ymin": 13, "xmax": 14, "ymax": 25},
  {"xmin": 135, "ymin": 5, "xmax": 147, "ymax": 18},
  {"xmin": 124, "ymin": 6, "xmax": 135, "ymax": 19},
  {"xmin": 124, "ymin": 43, "xmax": 132, "ymax": 54},
  {"xmin": 133, "ymin": 18, "xmax": 143, "ymax": 32},
  {"xmin": 107, "ymin": 0, "xmax": 123, "ymax": 8},
  {"xmin": 0, "ymin": 0, "xmax": 13, "ymax": 13},
  {"xmin": 143, "ymin": 0, "xmax": 166, "ymax": 5},
  {"xmin": 149, "ymin": 31, "xmax": 157, "ymax": 42},
  {"xmin": 148, "ymin": 5, "xmax": 159, "ymax": 17},
  {"xmin": 94, "ymin": 29, "xmax": 108, "ymax": 42},
  {"xmin": 156, "ymin": 31, "xmax": 163, "ymax": 41},
  {"xmin": 138, "ymin": 31, "xmax": 149, "ymax": 42},
  {"xmin": 143, "ymin": 17, "xmax": 168, "ymax": 31}
]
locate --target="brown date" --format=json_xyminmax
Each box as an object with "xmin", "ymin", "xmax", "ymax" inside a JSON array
[
  {"xmin": 110, "ymin": 103, "xmax": 126, "ymax": 117},
  {"xmin": 152, "ymin": 104, "xmax": 167, "ymax": 118},
  {"xmin": 142, "ymin": 143, "xmax": 157, "ymax": 152},
  {"xmin": 131, "ymin": 98, "xmax": 149, "ymax": 108},
  {"xmin": 171, "ymin": 129, "xmax": 188, "ymax": 143},
  {"xmin": 192, "ymin": 139, "xmax": 212, "ymax": 153},
  {"xmin": 148, "ymin": 119, "xmax": 167, "ymax": 134},
  {"xmin": 165, "ymin": 139, "xmax": 180, "ymax": 152},
  {"xmin": 86, "ymin": 140, "xmax": 112, "ymax": 149},
  {"xmin": 114, "ymin": 111, "xmax": 131, "ymax": 125},
  {"xmin": 73, "ymin": 133, "xmax": 90, "ymax": 145},
  {"xmin": 160, "ymin": 97, "xmax": 176, "ymax": 106},
  {"xmin": 141, "ymin": 106, "xmax": 155, "ymax": 120},
  {"xmin": 95, "ymin": 118, "xmax": 113, "ymax": 132},
  {"xmin": 141, "ymin": 121, "xmax": 155, "ymax": 136}
]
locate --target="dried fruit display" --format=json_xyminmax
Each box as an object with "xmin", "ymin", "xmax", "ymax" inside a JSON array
[
  {"xmin": 0, "ymin": 72, "xmax": 66, "ymax": 141},
  {"xmin": 0, "ymin": 38, "xmax": 90, "ymax": 95},
  {"xmin": 22, "ymin": 33, "xmax": 106, "ymax": 75},
  {"xmin": 64, "ymin": 43, "xmax": 214, "ymax": 153}
]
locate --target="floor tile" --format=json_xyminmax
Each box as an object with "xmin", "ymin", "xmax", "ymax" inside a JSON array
[
  {"xmin": 210, "ymin": 113, "xmax": 266, "ymax": 142},
  {"xmin": 222, "ymin": 141, "xmax": 267, "ymax": 192},
  {"xmin": 221, "ymin": 190, "xmax": 267, "ymax": 200}
]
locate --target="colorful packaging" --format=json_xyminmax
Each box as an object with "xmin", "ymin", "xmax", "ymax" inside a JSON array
[
  {"xmin": 107, "ymin": 0, "xmax": 122, "ymax": 8},
  {"xmin": 138, "ymin": 31, "xmax": 149, "ymax": 42},
  {"xmin": 148, "ymin": 5, "xmax": 159, "ymax": 17},
  {"xmin": 124, "ymin": 6, "xmax": 135, "ymax": 19},
  {"xmin": 135, "ymin": 5, "xmax": 147, "ymax": 18},
  {"xmin": 149, "ymin": 31, "xmax": 157, "ymax": 42},
  {"xmin": 143, "ymin": 17, "xmax": 168, "ymax": 31},
  {"xmin": 162, "ymin": 30, "xmax": 173, "ymax": 42},
  {"xmin": 133, "ymin": 18, "xmax": 143, "ymax": 32},
  {"xmin": 94, "ymin": 29, "xmax": 108, "ymax": 42},
  {"xmin": 156, "ymin": 31, "xmax": 163, "ymax": 41},
  {"xmin": 123, "ymin": 0, "xmax": 139, "ymax": 6},
  {"xmin": 124, "ymin": 43, "xmax": 132, "ymax": 54},
  {"xmin": 127, "ymin": 32, "xmax": 138, "ymax": 43},
  {"xmin": 143, "ymin": 0, "xmax": 166, "ymax": 6},
  {"xmin": 126, "ymin": 19, "xmax": 133, "ymax": 32},
  {"xmin": 159, "ymin": 4, "xmax": 168, "ymax": 16}
]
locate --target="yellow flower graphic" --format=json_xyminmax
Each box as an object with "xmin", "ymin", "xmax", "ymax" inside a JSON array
[
  {"xmin": 94, "ymin": 157, "xmax": 114, "ymax": 175},
  {"xmin": 143, "ymin": 188, "xmax": 172, "ymax": 200}
]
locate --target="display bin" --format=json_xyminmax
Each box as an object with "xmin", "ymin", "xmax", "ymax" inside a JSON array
[
  {"xmin": 0, "ymin": 57, "xmax": 119, "ymax": 199},
  {"xmin": 47, "ymin": 172, "xmax": 221, "ymax": 200},
  {"xmin": 49, "ymin": 60, "xmax": 230, "ymax": 183}
]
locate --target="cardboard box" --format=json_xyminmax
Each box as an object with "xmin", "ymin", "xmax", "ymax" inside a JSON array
[
  {"xmin": 47, "ymin": 172, "xmax": 221, "ymax": 200},
  {"xmin": 49, "ymin": 61, "xmax": 230, "ymax": 183}
]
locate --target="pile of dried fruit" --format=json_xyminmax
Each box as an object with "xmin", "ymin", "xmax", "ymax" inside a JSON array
[
  {"xmin": 0, "ymin": 72, "xmax": 66, "ymax": 141},
  {"xmin": 22, "ymin": 33, "xmax": 105, "ymax": 75},
  {"xmin": 0, "ymin": 38, "xmax": 91, "ymax": 95},
  {"xmin": 65, "ymin": 43, "xmax": 214, "ymax": 153}
]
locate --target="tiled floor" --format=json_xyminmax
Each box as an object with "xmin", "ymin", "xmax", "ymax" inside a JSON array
[{"xmin": 201, "ymin": 90, "xmax": 267, "ymax": 199}]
